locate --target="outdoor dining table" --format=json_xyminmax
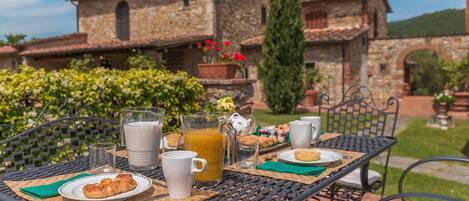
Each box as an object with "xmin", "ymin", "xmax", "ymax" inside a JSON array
[{"xmin": 0, "ymin": 134, "xmax": 396, "ymax": 201}]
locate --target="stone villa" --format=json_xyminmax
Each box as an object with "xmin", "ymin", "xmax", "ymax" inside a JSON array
[{"xmin": 1, "ymin": 0, "xmax": 469, "ymax": 103}]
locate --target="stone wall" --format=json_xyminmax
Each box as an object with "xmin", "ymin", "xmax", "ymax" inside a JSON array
[
  {"xmin": 302, "ymin": 0, "xmax": 363, "ymax": 29},
  {"xmin": 305, "ymin": 44, "xmax": 344, "ymax": 100},
  {"xmin": 215, "ymin": 0, "xmax": 268, "ymax": 50},
  {"xmin": 347, "ymin": 33, "xmax": 368, "ymax": 87},
  {"xmin": 200, "ymin": 79, "xmax": 255, "ymax": 115},
  {"xmin": 0, "ymin": 56, "xmax": 17, "ymax": 70},
  {"xmin": 78, "ymin": 0, "xmax": 214, "ymax": 43},
  {"xmin": 368, "ymin": 34, "xmax": 469, "ymax": 99},
  {"xmin": 243, "ymin": 43, "xmax": 345, "ymax": 103},
  {"xmin": 367, "ymin": 0, "xmax": 388, "ymax": 38}
]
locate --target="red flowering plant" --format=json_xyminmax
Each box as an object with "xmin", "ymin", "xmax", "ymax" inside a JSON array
[{"xmin": 197, "ymin": 39, "xmax": 246, "ymax": 64}]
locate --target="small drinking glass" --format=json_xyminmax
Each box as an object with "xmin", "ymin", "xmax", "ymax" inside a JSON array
[
  {"xmin": 236, "ymin": 135, "xmax": 259, "ymax": 169},
  {"xmin": 161, "ymin": 132, "xmax": 183, "ymax": 152},
  {"xmin": 89, "ymin": 143, "xmax": 116, "ymax": 174}
]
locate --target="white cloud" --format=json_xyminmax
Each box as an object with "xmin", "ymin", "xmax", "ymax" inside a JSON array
[
  {"xmin": 0, "ymin": 0, "xmax": 40, "ymax": 10},
  {"xmin": 0, "ymin": 4, "xmax": 75, "ymax": 18}
]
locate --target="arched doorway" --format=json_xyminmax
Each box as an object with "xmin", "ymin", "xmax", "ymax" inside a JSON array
[
  {"xmin": 396, "ymin": 44, "xmax": 452, "ymax": 96},
  {"xmin": 403, "ymin": 50, "xmax": 445, "ymax": 95}
]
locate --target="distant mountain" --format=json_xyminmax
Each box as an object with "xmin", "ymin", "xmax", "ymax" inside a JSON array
[{"xmin": 387, "ymin": 9, "xmax": 465, "ymax": 38}]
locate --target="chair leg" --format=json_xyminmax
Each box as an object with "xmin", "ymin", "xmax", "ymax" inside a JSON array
[
  {"xmin": 330, "ymin": 183, "xmax": 336, "ymax": 201},
  {"xmin": 380, "ymin": 149, "xmax": 392, "ymax": 198},
  {"xmin": 360, "ymin": 162, "xmax": 370, "ymax": 192}
]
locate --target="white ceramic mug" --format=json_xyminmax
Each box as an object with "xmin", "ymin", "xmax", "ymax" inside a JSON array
[
  {"xmin": 289, "ymin": 120, "xmax": 312, "ymax": 149},
  {"xmin": 162, "ymin": 151, "xmax": 207, "ymax": 199},
  {"xmin": 300, "ymin": 116, "xmax": 321, "ymax": 143}
]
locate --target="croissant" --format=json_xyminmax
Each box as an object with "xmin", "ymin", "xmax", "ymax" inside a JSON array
[{"xmin": 83, "ymin": 174, "xmax": 137, "ymax": 199}]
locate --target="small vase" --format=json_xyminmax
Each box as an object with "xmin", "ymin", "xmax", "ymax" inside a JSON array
[
  {"xmin": 433, "ymin": 103, "xmax": 449, "ymax": 115},
  {"xmin": 304, "ymin": 89, "xmax": 318, "ymax": 106}
]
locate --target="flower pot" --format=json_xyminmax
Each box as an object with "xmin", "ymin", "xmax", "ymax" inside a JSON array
[
  {"xmin": 433, "ymin": 103, "xmax": 449, "ymax": 115},
  {"xmin": 451, "ymin": 92, "xmax": 469, "ymax": 112},
  {"xmin": 198, "ymin": 63, "xmax": 238, "ymax": 79},
  {"xmin": 304, "ymin": 89, "xmax": 318, "ymax": 106}
]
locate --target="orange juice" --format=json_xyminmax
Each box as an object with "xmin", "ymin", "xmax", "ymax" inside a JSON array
[{"xmin": 184, "ymin": 128, "xmax": 225, "ymax": 182}]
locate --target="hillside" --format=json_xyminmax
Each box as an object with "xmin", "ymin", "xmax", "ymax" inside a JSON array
[{"xmin": 388, "ymin": 9, "xmax": 465, "ymax": 38}]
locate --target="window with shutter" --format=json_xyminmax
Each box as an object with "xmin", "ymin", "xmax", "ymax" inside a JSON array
[
  {"xmin": 183, "ymin": 0, "xmax": 189, "ymax": 7},
  {"xmin": 305, "ymin": 11, "xmax": 328, "ymax": 29},
  {"xmin": 116, "ymin": 1, "xmax": 130, "ymax": 41}
]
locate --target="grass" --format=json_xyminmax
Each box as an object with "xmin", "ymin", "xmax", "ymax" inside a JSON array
[
  {"xmin": 371, "ymin": 164, "xmax": 469, "ymax": 200},
  {"xmin": 253, "ymin": 109, "xmax": 319, "ymax": 125},
  {"xmin": 392, "ymin": 118, "xmax": 469, "ymax": 159}
]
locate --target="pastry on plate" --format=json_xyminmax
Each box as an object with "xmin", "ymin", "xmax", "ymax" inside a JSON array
[
  {"xmin": 258, "ymin": 136, "xmax": 279, "ymax": 148},
  {"xmin": 294, "ymin": 149, "xmax": 321, "ymax": 162},
  {"xmin": 83, "ymin": 174, "xmax": 137, "ymax": 199}
]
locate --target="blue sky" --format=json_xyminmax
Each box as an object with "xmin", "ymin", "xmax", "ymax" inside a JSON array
[{"xmin": 0, "ymin": 0, "xmax": 466, "ymax": 40}]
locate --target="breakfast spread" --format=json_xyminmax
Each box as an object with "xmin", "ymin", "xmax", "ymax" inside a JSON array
[
  {"xmin": 83, "ymin": 174, "xmax": 137, "ymax": 199},
  {"xmin": 237, "ymin": 134, "xmax": 280, "ymax": 148},
  {"xmin": 294, "ymin": 149, "xmax": 321, "ymax": 162}
]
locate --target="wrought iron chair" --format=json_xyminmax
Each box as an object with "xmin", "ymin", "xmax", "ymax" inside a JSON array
[
  {"xmin": 380, "ymin": 156, "xmax": 469, "ymax": 201},
  {"xmin": 318, "ymin": 86, "xmax": 399, "ymax": 200},
  {"xmin": 0, "ymin": 117, "xmax": 120, "ymax": 174}
]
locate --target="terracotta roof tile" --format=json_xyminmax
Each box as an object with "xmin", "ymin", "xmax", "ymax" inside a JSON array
[
  {"xmin": 20, "ymin": 33, "xmax": 87, "ymax": 47},
  {"xmin": 242, "ymin": 26, "xmax": 369, "ymax": 47},
  {"xmin": 19, "ymin": 34, "xmax": 212, "ymax": 57},
  {"xmin": 0, "ymin": 46, "xmax": 18, "ymax": 55}
]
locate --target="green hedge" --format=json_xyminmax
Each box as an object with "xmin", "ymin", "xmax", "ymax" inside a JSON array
[{"xmin": 0, "ymin": 66, "xmax": 204, "ymax": 140}]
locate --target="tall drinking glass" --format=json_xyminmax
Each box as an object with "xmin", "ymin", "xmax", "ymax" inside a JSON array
[
  {"xmin": 121, "ymin": 107, "xmax": 165, "ymax": 171},
  {"xmin": 181, "ymin": 114, "xmax": 227, "ymax": 185}
]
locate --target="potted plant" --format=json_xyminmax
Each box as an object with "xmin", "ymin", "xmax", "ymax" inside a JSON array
[
  {"xmin": 433, "ymin": 92, "xmax": 455, "ymax": 115},
  {"xmin": 442, "ymin": 59, "xmax": 469, "ymax": 111},
  {"xmin": 197, "ymin": 40, "xmax": 246, "ymax": 79},
  {"xmin": 303, "ymin": 68, "xmax": 321, "ymax": 106}
]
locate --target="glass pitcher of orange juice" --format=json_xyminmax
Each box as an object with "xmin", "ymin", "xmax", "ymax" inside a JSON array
[{"xmin": 181, "ymin": 114, "xmax": 230, "ymax": 185}]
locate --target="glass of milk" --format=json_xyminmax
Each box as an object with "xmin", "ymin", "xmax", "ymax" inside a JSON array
[{"xmin": 121, "ymin": 107, "xmax": 165, "ymax": 171}]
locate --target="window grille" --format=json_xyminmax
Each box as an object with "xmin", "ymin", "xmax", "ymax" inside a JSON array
[
  {"xmin": 305, "ymin": 11, "xmax": 328, "ymax": 29},
  {"xmin": 116, "ymin": 1, "xmax": 130, "ymax": 40}
]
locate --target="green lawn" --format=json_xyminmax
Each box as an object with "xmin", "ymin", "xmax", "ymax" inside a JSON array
[
  {"xmin": 392, "ymin": 118, "xmax": 469, "ymax": 159},
  {"xmin": 253, "ymin": 109, "xmax": 319, "ymax": 125},
  {"xmin": 371, "ymin": 164, "xmax": 469, "ymax": 200}
]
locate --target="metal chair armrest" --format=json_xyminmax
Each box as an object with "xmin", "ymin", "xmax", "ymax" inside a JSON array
[
  {"xmin": 380, "ymin": 192, "xmax": 461, "ymax": 201},
  {"xmin": 398, "ymin": 156, "xmax": 469, "ymax": 194}
]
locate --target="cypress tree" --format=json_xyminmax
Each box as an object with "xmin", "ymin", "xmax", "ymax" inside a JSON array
[{"xmin": 259, "ymin": 0, "xmax": 305, "ymax": 114}]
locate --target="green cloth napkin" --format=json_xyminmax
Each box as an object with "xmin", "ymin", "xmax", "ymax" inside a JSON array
[
  {"xmin": 20, "ymin": 173, "xmax": 92, "ymax": 199},
  {"xmin": 256, "ymin": 161, "xmax": 326, "ymax": 176}
]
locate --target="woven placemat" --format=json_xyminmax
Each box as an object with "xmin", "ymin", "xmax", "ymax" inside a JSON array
[
  {"xmin": 4, "ymin": 171, "xmax": 218, "ymax": 201},
  {"xmin": 224, "ymin": 148, "xmax": 364, "ymax": 184},
  {"xmin": 224, "ymin": 133, "xmax": 365, "ymax": 185}
]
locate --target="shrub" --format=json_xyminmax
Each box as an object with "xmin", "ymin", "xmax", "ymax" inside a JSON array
[
  {"xmin": 69, "ymin": 54, "xmax": 99, "ymax": 71},
  {"xmin": 442, "ymin": 58, "xmax": 469, "ymax": 91},
  {"xmin": 0, "ymin": 66, "xmax": 204, "ymax": 140},
  {"xmin": 303, "ymin": 68, "xmax": 321, "ymax": 90},
  {"xmin": 259, "ymin": 0, "xmax": 305, "ymax": 114},
  {"xmin": 126, "ymin": 49, "xmax": 164, "ymax": 69}
]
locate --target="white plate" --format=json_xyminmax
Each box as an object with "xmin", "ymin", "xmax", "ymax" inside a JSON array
[
  {"xmin": 59, "ymin": 173, "xmax": 152, "ymax": 201},
  {"xmin": 277, "ymin": 149, "xmax": 343, "ymax": 166}
]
